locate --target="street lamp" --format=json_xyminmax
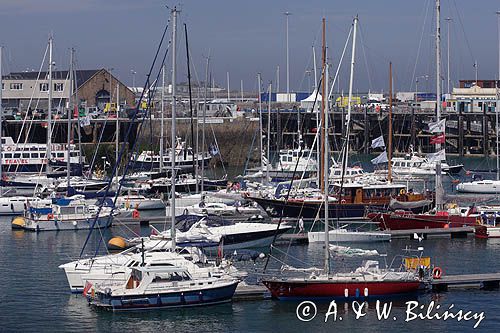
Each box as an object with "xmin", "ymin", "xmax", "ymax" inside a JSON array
[{"xmin": 130, "ymin": 69, "xmax": 136, "ymax": 89}]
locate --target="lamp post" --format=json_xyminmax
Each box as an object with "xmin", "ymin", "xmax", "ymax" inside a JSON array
[{"xmin": 130, "ymin": 69, "xmax": 136, "ymax": 89}]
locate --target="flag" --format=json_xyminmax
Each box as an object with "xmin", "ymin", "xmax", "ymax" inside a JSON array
[
  {"xmin": 428, "ymin": 118, "xmax": 446, "ymax": 133},
  {"xmin": 371, "ymin": 135, "xmax": 385, "ymax": 149},
  {"xmin": 82, "ymin": 281, "xmax": 93, "ymax": 297},
  {"xmin": 209, "ymin": 143, "xmax": 219, "ymax": 156},
  {"xmin": 430, "ymin": 133, "xmax": 446, "ymax": 144},
  {"xmin": 426, "ymin": 149, "xmax": 446, "ymax": 162},
  {"xmin": 371, "ymin": 151, "xmax": 389, "ymax": 165}
]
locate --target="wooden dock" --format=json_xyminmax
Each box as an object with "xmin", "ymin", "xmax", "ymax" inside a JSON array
[
  {"xmin": 387, "ymin": 226, "xmax": 474, "ymax": 239},
  {"xmin": 431, "ymin": 273, "xmax": 500, "ymax": 291},
  {"xmin": 233, "ymin": 283, "xmax": 270, "ymax": 301}
]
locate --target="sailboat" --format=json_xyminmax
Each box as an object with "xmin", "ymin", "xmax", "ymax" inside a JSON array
[
  {"xmin": 368, "ymin": 0, "xmax": 479, "ymax": 230},
  {"xmin": 307, "ymin": 17, "xmax": 389, "ymax": 244},
  {"xmin": 263, "ymin": 17, "xmax": 423, "ymax": 302}
]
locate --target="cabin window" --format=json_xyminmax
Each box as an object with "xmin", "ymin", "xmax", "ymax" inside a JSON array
[
  {"xmin": 70, "ymin": 152, "xmax": 79, "ymax": 157},
  {"xmin": 293, "ymin": 152, "xmax": 298, "ymax": 157},
  {"xmin": 40, "ymin": 153, "xmax": 46, "ymax": 158},
  {"xmin": 76, "ymin": 207, "xmax": 84, "ymax": 214},
  {"xmin": 57, "ymin": 153, "xmax": 64, "ymax": 158},
  {"xmin": 14, "ymin": 153, "xmax": 21, "ymax": 158},
  {"xmin": 4, "ymin": 153, "xmax": 12, "ymax": 158},
  {"xmin": 282, "ymin": 156, "xmax": 287, "ymax": 162},
  {"xmin": 288, "ymin": 157, "xmax": 292, "ymax": 162},
  {"xmin": 22, "ymin": 153, "xmax": 29, "ymax": 158},
  {"xmin": 31, "ymin": 153, "xmax": 39, "ymax": 158}
]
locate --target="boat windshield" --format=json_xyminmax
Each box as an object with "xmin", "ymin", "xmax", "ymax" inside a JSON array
[{"xmin": 175, "ymin": 214, "xmax": 235, "ymax": 232}]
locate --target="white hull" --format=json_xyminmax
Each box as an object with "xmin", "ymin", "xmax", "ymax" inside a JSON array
[
  {"xmin": 456, "ymin": 181, "xmax": 500, "ymax": 194},
  {"xmin": 308, "ymin": 229, "xmax": 391, "ymax": 243},
  {"xmin": 21, "ymin": 215, "xmax": 112, "ymax": 231}
]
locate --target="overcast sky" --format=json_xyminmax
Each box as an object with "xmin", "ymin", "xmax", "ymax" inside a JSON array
[{"xmin": 1, "ymin": 0, "xmax": 499, "ymax": 93}]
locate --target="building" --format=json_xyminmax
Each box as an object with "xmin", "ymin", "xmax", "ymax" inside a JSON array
[
  {"xmin": 1, "ymin": 68, "xmax": 135, "ymax": 112},
  {"xmin": 459, "ymin": 80, "xmax": 500, "ymax": 89},
  {"xmin": 451, "ymin": 83, "xmax": 498, "ymax": 113}
]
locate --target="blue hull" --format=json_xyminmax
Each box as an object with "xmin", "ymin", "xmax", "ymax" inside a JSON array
[{"xmin": 92, "ymin": 282, "xmax": 239, "ymax": 311}]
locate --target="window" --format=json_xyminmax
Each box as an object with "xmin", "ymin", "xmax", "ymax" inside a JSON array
[
  {"xmin": 54, "ymin": 83, "xmax": 64, "ymax": 92},
  {"xmin": 39, "ymin": 83, "xmax": 49, "ymax": 92},
  {"xmin": 4, "ymin": 153, "xmax": 12, "ymax": 158},
  {"xmin": 1, "ymin": 83, "xmax": 4, "ymax": 90},
  {"xmin": 10, "ymin": 83, "xmax": 23, "ymax": 90},
  {"xmin": 40, "ymin": 153, "xmax": 46, "ymax": 158},
  {"xmin": 14, "ymin": 153, "xmax": 21, "ymax": 158},
  {"xmin": 22, "ymin": 153, "xmax": 29, "ymax": 158},
  {"xmin": 31, "ymin": 153, "xmax": 39, "ymax": 158},
  {"xmin": 56, "ymin": 152, "xmax": 64, "ymax": 158}
]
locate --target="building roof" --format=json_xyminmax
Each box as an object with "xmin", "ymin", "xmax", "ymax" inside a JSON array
[{"xmin": 2, "ymin": 69, "xmax": 101, "ymax": 88}]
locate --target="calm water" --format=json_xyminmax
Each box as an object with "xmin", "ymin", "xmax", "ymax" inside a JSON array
[{"xmin": 1, "ymin": 156, "xmax": 500, "ymax": 332}]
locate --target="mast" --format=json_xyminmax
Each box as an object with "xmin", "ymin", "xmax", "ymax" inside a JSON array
[
  {"xmin": 170, "ymin": 7, "xmax": 178, "ymax": 250},
  {"xmin": 497, "ymin": 11, "xmax": 500, "ymax": 180},
  {"xmin": 201, "ymin": 55, "xmax": 209, "ymax": 193},
  {"xmin": 116, "ymin": 78, "xmax": 120, "ymax": 176},
  {"xmin": 258, "ymin": 73, "xmax": 264, "ymax": 172},
  {"xmin": 285, "ymin": 12, "xmax": 291, "ymax": 102},
  {"xmin": 435, "ymin": 0, "xmax": 444, "ymax": 210},
  {"xmin": 343, "ymin": 15, "xmax": 358, "ymax": 172},
  {"xmin": 47, "ymin": 36, "xmax": 53, "ymax": 174},
  {"xmin": 266, "ymin": 83, "xmax": 272, "ymax": 183},
  {"xmin": 320, "ymin": 18, "xmax": 326, "ymax": 193},
  {"xmin": 160, "ymin": 65, "xmax": 165, "ymax": 173},
  {"xmin": 67, "ymin": 48, "xmax": 74, "ymax": 194},
  {"xmin": 184, "ymin": 23, "xmax": 196, "ymax": 189},
  {"xmin": 313, "ymin": 46, "xmax": 320, "ymax": 187},
  {"xmin": 0, "ymin": 46, "xmax": 3, "ymax": 195},
  {"xmin": 388, "ymin": 62, "xmax": 393, "ymax": 183},
  {"xmin": 321, "ymin": 17, "xmax": 329, "ymax": 275}
]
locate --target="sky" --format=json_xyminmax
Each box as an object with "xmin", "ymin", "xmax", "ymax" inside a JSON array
[{"xmin": 0, "ymin": 0, "xmax": 499, "ymax": 93}]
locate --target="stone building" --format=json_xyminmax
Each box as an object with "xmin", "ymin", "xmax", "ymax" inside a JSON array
[{"xmin": 1, "ymin": 68, "xmax": 135, "ymax": 112}]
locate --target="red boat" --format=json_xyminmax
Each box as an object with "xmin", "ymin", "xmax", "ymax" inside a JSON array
[
  {"xmin": 475, "ymin": 225, "xmax": 500, "ymax": 239},
  {"xmin": 367, "ymin": 211, "xmax": 479, "ymax": 230},
  {"xmin": 262, "ymin": 261, "xmax": 422, "ymax": 300}
]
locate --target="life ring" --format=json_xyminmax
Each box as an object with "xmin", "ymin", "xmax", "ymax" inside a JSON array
[
  {"xmin": 432, "ymin": 267, "xmax": 443, "ymax": 279},
  {"xmin": 132, "ymin": 210, "xmax": 140, "ymax": 219},
  {"xmin": 400, "ymin": 189, "xmax": 406, "ymax": 195},
  {"xmin": 47, "ymin": 213, "xmax": 54, "ymax": 220}
]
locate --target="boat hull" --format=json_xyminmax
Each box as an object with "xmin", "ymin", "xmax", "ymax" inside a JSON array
[
  {"xmin": 475, "ymin": 225, "xmax": 500, "ymax": 238},
  {"xmin": 262, "ymin": 279, "xmax": 420, "ymax": 300},
  {"xmin": 308, "ymin": 230, "xmax": 390, "ymax": 243},
  {"xmin": 91, "ymin": 282, "xmax": 239, "ymax": 311},
  {"xmin": 17, "ymin": 215, "xmax": 113, "ymax": 231},
  {"xmin": 368, "ymin": 212, "xmax": 479, "ymax": 230}
]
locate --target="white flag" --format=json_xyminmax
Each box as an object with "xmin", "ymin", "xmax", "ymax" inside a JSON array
[
  {"xmin": 371, "ymin": 135, "xmax": 385, "ymax": 149},
  {"xmin": 426, "ymin": 149, "xmax": 446, "ymax": 162},
  {"xmin": 428, "ymin": 118, "xmax": 446, "ymax": 133},
  {"xmin": 371, "ymin": 151, "xmax": 389, "ymax": 165}
]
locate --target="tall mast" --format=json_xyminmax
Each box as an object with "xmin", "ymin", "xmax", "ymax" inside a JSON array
[
  {"xmin": 321, "ymin": 17, "xmax": 329, "ymax": 275},
  {"xmin": 0, "ymin": 46, "xmax": 3, "ymax": 195},
  {"xmin": 388, "ymin": 62, "xmax": 393, "ymax": 183},
  {"xmin": 313, "ymin": 46, "xmax": 320, "ymax": 187},
  {"xmin": 285, "ymin": 12, "xmax": 291, "ymax": 102},
  {"xmin": 445, "ymin": 17, "xmax": 452, "ymax": 95},
  {"xmin": 184, "ymin": 23, "xmax": 196, "ymax": 189},
  {"xmin": 257, "ymin": 73, "xmax": 264, "ymax": 172},
  {"xmin": 496, "ymin": 11, "xmax": 500, "ymax": 181},
  {"xmin": 170, "ymin": 7, "xmax": 178, "ymax": 250},
  {"xmin": 320, "ymin": 18, "xmax": 326, "ymax": 193},
  {"xmin": 266, "ymin": 83, "xmax": 272, "ymax": 183},
  {"xmin": 435, "ymin": 0, "xmax": 443, "ymax": 210},
  {"xmin": 160, "ymin": 65, "xmax": 165, "ymax": 173},
  {"xmin": 312, "ymin": 46, "xmax": 318, "ymax": 91},
  {"xmin": 67, "ymin": 48, "xmax": 74, "ymax": 193},
  {"xmin": 343, "ymin": 15, "xmax": 358, "ymax": 172},
  {"xmin": 47, "ymin": 36, "xmax": 53, "ymax": 174},
  {"xmin": 201, "ymin": 55, "xmax": 209, "ymax": 193},
  {"xmin": 116, "ymin": 78, "xmax": 120, "ymax": 176}
]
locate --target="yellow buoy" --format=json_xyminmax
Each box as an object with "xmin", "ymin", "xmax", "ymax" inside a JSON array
[
  {"xmin": 108, "ymin": 236, "xmax": 128, "ymax": 250},
  {"xmin": 11, "ymin": 217, "xmax": 26, "ymax": 229}
]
